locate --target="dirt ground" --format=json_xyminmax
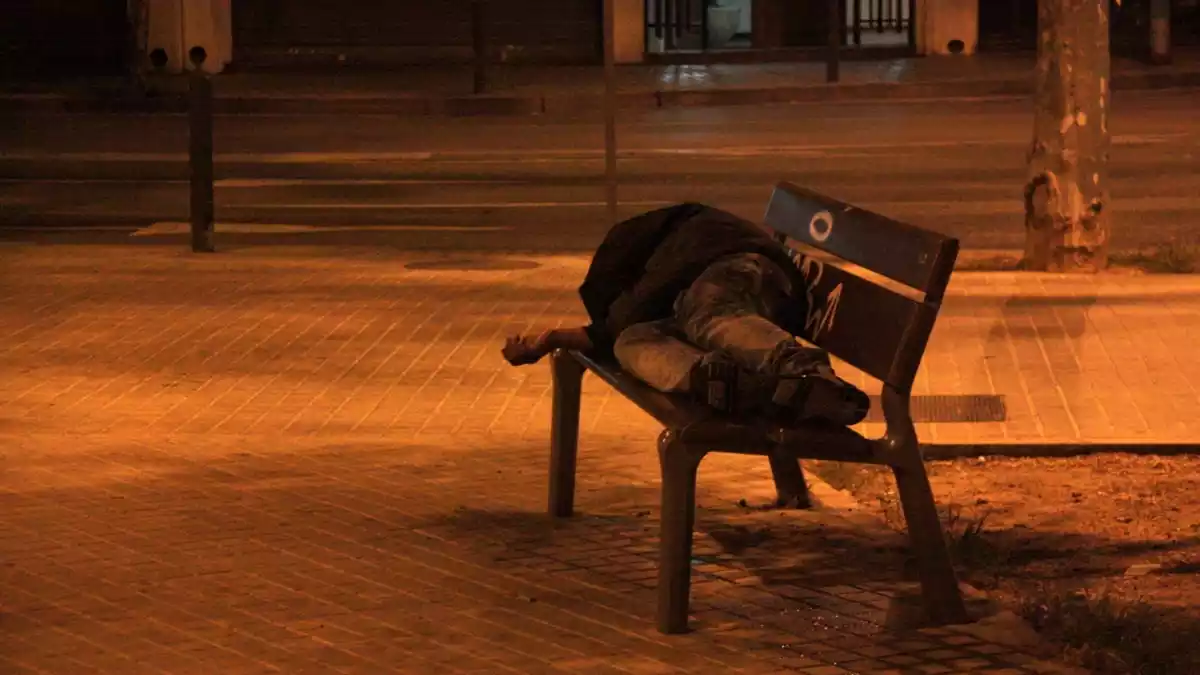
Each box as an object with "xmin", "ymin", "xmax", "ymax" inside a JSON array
[{"xmin": 807, "ymin": 453, "xmax": 1200, "ymax": 675}]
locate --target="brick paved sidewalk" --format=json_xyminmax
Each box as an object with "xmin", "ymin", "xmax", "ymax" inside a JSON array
[{"xmin": 5, "ymin": 242, "xmax": 1185, "ymax": 674}]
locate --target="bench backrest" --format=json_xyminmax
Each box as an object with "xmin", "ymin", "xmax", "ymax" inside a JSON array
[{"xmin": 762, "ymin": 182, "xmax": 958, "ymax": 392}]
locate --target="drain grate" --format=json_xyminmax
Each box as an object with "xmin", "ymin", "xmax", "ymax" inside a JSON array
[
  {"xmin": 405, "ymin": 258, "xmax": 540, "ymax": 271},
  {"xmin": 863, "ymin": 394, "xmax": 1007, "ymax": 424}
]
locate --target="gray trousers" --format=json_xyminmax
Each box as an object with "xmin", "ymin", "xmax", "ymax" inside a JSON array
[{"xmin": 613, "ymin": 253, "xmax": 830, "ymax": 393}]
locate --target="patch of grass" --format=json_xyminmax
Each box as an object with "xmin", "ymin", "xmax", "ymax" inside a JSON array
[
  {"xmin": 806, "ymin": 462, "xmax": 1008, "ymax": 575},
  {"xmin": 805, "ymin": 460, "xmax": 888, "ymax": 495},
  {"xmin": 853, "ymin": 488, "xmax": 1013, "ymax": 589},
  {"xmin": 1020, "ymin": 590, "xmax": 1200, "ymax": 675},
  {"xmin": 940, "ymin": 504, "xmax": 1006, "ymax": 569}
]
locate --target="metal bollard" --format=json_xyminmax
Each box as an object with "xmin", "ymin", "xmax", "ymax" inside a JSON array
[
  {"xmin": 1149, "ymin": 0, "xmax": 1172, "ymax": 65},
  {"xmin": 602, "ymin": 0, "xmax": 618, "ymax": 225},
  {"xmin": 472, "ymin": 0, "xmax": 488, "ymax": 94},
  {"xmin": 188, "ymin": 46, "xmax": 216, "ymax": 253},
  {"xmin": 906, "ymin": 0, "xmax": 917, "ymax": 53},
  {"xmin": 826, "ymin": 0, "xmax": 841, "ymax": 84}
]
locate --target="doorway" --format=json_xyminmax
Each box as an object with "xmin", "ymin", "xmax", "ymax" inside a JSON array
[
  {"xmin": 645, "ymin": 0, "xmax": 753, "ymax": 53},
  {"xmin": 644, "ymin": 0, "xmax": 914, "ymax": 62}
]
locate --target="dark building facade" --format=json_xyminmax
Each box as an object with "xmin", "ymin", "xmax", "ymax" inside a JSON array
[
  {"xmin": 4, "ymin": 1, "xmax": 1199, "ymax": 79},
  {"xmin": 3, "ymin": 0, "xmax": 130, "ymax": 79},
  {"xmin": 232, "ymin": 0, "xmax": 603, "ymax": 67}
]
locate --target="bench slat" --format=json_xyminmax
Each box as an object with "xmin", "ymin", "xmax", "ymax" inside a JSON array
[{"xmin": 765, "ymin": 182, "xmax": 959, "ymax": 299}]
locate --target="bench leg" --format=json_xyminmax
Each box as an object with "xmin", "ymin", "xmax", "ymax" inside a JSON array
[
  {"xmin": 656, "ymin": 430, "xmax": 705, "ymax": 635},
  {"xmin": 880, "ymin": 386, "xmax": 968, "ymax": 625},
  {"xmin": 768, "ymin": 454, "xmax": 812, "ymax": 509},
  {"xmin": 892, "ymin": 458, "xmax": 969, "ymax": 624},
  {"xmin": 548, "ymin": 350, "xmax": 584, "ymax": 518}
]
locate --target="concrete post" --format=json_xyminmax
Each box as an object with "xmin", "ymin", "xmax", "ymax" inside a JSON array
[
  {"xmin": 472, "ymin": 0, "xmax": 488, "ymax": 93},
  {"xmin": 827, "ymin": 0, "xmax": 841, "ymax": 83},
  {"xmin": 916, "ymin": 0, "xmax": 978, "ymax": 56},
  {"xmin": 613, "ymin": 0, "xmax": 645, "ymax": 63},
  {"xmin": 603, "ymin": 0, "xmax": 619, "ymax": 224},
  {"xmin": 188, "ymin": 46, "xmax": 216, "ymax": 253},
  {"xmin": 146, "ymin": 0, "xmax": 231, "ymax": 74}
]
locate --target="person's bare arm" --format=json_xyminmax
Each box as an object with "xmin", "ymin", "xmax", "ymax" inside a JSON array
[
  {"xmin": 542, "ymin": 327, "xmax": 593, "ymax": 352},
  {"xmin": 502, "ymin": 326, "xmax": 595, "ymax": 366}
]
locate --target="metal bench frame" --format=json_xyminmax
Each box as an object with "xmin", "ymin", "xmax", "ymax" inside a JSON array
[{"xmin": 545, "ymin": 182, "xmax": 969, "ymax": 634}]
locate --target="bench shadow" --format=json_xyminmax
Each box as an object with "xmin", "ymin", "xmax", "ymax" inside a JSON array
[
  {"xmin": 428, "ymin": 497, "xmax": 915, "ymax": 591},
  {"xmin": 426, "ymin": 490, "xmax": 1200, "ymax": 599}
]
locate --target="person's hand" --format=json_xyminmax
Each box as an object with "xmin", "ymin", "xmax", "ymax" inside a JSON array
[{"xmin": 502, "ymin": 332, "xmax": 552, "ymax": 366}]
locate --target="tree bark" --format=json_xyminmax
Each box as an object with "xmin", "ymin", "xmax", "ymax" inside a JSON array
[{"xmin": 1024, "ymin": 0, "xmax": 1112, "ymax": 272}]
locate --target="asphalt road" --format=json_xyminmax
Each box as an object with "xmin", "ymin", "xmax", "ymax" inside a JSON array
[{"xmin": 2, "ymin": 90, "xmax": 1199, "ymax": 250}]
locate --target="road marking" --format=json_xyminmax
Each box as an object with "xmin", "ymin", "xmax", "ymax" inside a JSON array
[
  {"xmin": 214, "ymin": 179, "xmax": 523, "ymax": 188},
  {"xmin": 224, "ymin": 151, "xmax": 437, "ymax": 163},
  {"xmin": 0, "ymin": 178, "xmax": 526, "ymax": 187},
  {"xmin": 0, "ymin": 151, "xmax": 436, "ymax": 163},
  {"xmin": 862, "ymin": 195, "xmax": 1200, "ymax": 215},
  {"xmin": 1, "ymin": 133, "xmax": 1188, "ymax": 164},
  {"xmin": 232, "ymin": 200, "xmax": 673, "ymax": 210},
  {"xmin": 132, "ymin": 222, "xmax": 516, "ymax": 236},
  {"xmin": 0, "ymin": 225, "xmax": 137, "ymax": 232}
]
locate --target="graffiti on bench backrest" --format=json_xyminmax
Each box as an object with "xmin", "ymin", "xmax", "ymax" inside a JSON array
[
  {"xmin": 795, "ymin": 255, "xmax": 844, "ymax": 343},
  {"xmin": 786, "ymin": 209, "xmax": 844, "ymax": 343}
]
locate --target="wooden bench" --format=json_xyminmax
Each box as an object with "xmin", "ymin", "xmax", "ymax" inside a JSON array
[{"xmin": 545, "ymin": 181, "xmax": 969, "ymax": 634}]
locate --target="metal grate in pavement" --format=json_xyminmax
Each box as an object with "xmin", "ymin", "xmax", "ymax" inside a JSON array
[
  {"xmin": 863, "ymin": 394, "xmax": 1007, "ymax": 424},
  {"xmin": 406, "ymin": 258, "xmax": 541, "ymax": 271}
]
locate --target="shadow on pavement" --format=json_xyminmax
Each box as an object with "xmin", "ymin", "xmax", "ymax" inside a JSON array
[{"xmin": 8, "ymin": 436, "xmax": 1188, "ymax": 671}]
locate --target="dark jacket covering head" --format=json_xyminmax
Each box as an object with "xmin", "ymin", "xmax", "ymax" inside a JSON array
[{"xmin": 579, "ymin": 203, "xmax": 802, "ymax": 355}]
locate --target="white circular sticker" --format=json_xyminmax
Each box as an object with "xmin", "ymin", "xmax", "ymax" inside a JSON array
[{"xmin": 808, "ymin": 210, "xmax": 834, "ymax": 243}]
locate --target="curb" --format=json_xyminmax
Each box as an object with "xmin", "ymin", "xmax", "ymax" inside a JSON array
[{"xmin": 3, "ymin": 69, "xmax": 1198, "ymax": 116}]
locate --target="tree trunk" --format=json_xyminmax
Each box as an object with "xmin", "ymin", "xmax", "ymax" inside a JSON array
[{"xmin": 1024, "ymin": 0, "xmax": 1112, "ymax": 272}]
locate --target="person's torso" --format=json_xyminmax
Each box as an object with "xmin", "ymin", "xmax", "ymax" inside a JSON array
[
  {"xmin": 612, "ymin": 207, "xmax": 801, "ymax": 330},
  {"xmin": 643, "ymin": 208, "xmax": 790, "ymax": 280}
]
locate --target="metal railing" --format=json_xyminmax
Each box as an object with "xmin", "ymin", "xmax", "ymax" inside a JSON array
[
  {"xmin": 645, "ymin": 0, "xmax": 916, "ymax": 55},
  {"xmin": 646, "ymin": 0, "xmax": 708, "ymax": 51},
  {"xmin": 849, "ymin": 0, "xmax": 914, "ymax": 47}
]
